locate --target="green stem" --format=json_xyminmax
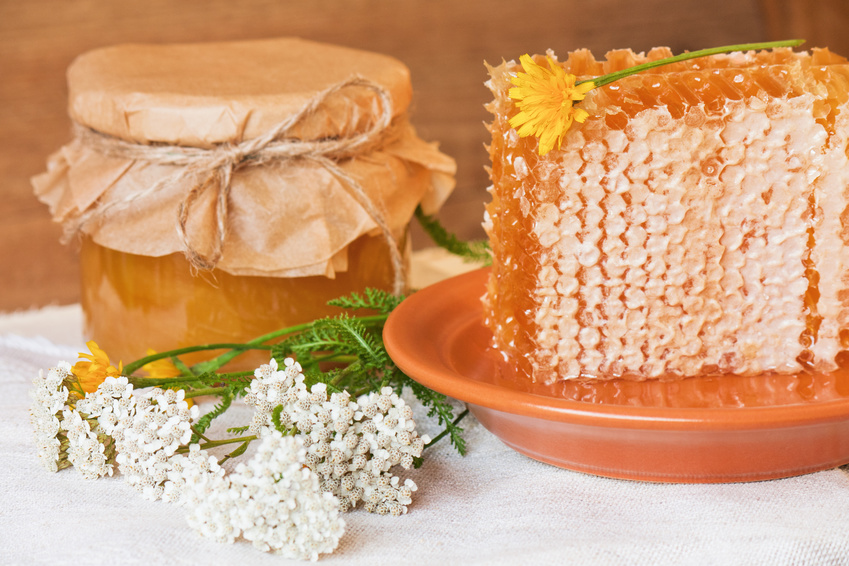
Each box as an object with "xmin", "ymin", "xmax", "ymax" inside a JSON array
[
  {"xmin": 312, "ymin": 353, "xmax": 358, "ymax": 365},
  {"xmin": 583, "ymin": 39, "xmax": 805, "ymax": 88},
  {"xmin": 123, "ymin": 343, "xmax": 272, "ymax": 376},
  {"xmin": 184, "ymin": 386, "xmax": 229, "ymax": 398},
  {"xmin": 171, "ymin": 356, "xmax": 196, "ymax": 377},
  {"xmin": 191, "ymin": 323, "xmax": 315, "ymax": 374},
  {"xmin": 202, "ymin": 435, "xmax": 256, "ymax": 450},
  {"xmin": 424, "ymin": 407, "xmax": 470, "ymax": 450},
  {"xmin": 128, "ymin": 376, "xmax": 194, "ymax": 389},
  {"xmin": 329, "ymin": 360, "xmax": 364, "ymax": 386},
  {"xmin": 351, "ymin": 385, "xmax": 372, "ymax": 398},
  {"xmin": 128, "ymin": 370, "xmax": 254, "ymax": 390},
  {"xmin": 191, "ymin": 314, "xmax": 388, "ymax": 374},
  {"xmin": 190, "ymin": 425, "xmax": 211, "ymax": 443},
  {"xmin": 179, "ymin": 435, "xmax": 258, "ymax": 453}
]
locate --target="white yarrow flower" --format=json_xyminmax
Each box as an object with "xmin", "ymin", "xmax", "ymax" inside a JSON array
[
  {"xmin": 30, "ymin": 362, "xmax": 75, "ymax": 472},
  {"xmin": 115, "ymin": 387, "xmax": 199, "ymax": 500},
  {"xmin": 163, "ymin": 443, "xmax": 225, "ymax": 507},
  {"xmin": 245, "ymin": 358, "xmax": 426, "ymax": 514},
  {"xmin": 76, "ymin": 375, "xmax": 135, "ymax": 436},
  {"xmin": 61, "ymin": 408, "xmax": 114, "ymax": 479},
  {"xmin": 186, "ymin": 432, "xmax": 344, "ymax": 560}
]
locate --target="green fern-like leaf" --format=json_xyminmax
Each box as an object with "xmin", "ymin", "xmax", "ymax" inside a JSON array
[
  {"xmin": 280, "ymin": 315, "xmax": 389, "ymax": 370},
  {"xmin": 330, "ymin": 316, "xmax": 388, "ymax": 369},
  {"xmin": 415, "ymin": 206, "xmax": 491, "ymax": 265},
  {"xmin": 404, "ymin": 377, "xmax": 467, "ymax": 455},
  {"xmin": 191, "ymin": 389, "xmax": 233, "ymax": 443},
  {"xmin": 271, "ymin": 405, "xmax": 288, "ymax": 434},
  {"xmin": 327, "ymin": 288, "xmax": 405, "ymax": 314}
]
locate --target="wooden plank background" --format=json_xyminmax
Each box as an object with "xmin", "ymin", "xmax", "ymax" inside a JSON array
[{"xmin": 2, "ymin": 0, "xmax": 846, "ymax": 311}]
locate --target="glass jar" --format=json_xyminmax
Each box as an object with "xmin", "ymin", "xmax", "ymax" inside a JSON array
[
  {"xmin": 80, "ymin": 232, "xmax": 406, "ymax": 369},
  {"xmin": 33, "ymin": 38, "xmax": 455, "ymax": 369}
]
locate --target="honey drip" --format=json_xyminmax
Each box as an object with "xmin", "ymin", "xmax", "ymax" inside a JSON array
[{"xmin": 798, "ymin": 192, "xmax": 822, "ymax": 370}]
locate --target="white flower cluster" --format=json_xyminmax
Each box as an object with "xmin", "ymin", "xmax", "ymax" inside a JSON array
[
  {"xmin": 186, "ymin": 432, "xmax": 344, "ymax": 561},
  {"xmin": 30, "ymin": 352, "xmax": 436, "ymax": 559},
  {"xmin": 114, "ymin": 388, "xmax": 199, "ymax": 500},
  {"xmin": 60, "ymin": 407, "xmax": 114, "ymax": 479},
  {"xmin": 245, "ymin": 358, "xmax": 427, "ymax": 515},
  {"xmin": 163, "ymin": 443, "xmax": 225, "ymax": 507},
  {"xmin": 29, "ymin": 362, "xmax": 74, "ymax": 472},
  {"xmin": 55, "ymin": 375, "xmax": 138, "ymax": 480},
  {"xmin": 245, "ymin": 357, "xmax": 301, "ymax": 434},
  {"xmin": 75, "ymin": 375, "xmax": 136, "ymax": 436}
]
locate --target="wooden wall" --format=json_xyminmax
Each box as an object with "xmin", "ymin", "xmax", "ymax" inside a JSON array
[{"xmin": 2, "ymin": 0, "xmax": 845, "ymax": 310}]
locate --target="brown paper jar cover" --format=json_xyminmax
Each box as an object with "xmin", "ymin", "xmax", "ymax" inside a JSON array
[
  {"xmin": 33, "ymin": 37, "xmax": 456, "ymax": 279},
  {"xmin": 31, "ymin": 38, "xmax": 456, "ymax": 368}
]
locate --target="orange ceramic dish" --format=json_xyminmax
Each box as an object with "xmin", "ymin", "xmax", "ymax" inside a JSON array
[{"xmin": 383, "ymin": 268, "xmax": 849, "ymax": 482}]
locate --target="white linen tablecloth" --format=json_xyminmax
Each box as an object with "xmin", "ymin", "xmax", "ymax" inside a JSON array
[{"xmin": 4, "ymin": 302, "xmax": 849, "ymax": 565}]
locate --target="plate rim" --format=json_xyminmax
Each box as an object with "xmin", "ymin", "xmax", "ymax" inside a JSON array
[{"xmin": 384, "ymin": 267, "xmax": 849, "ymax": 432}]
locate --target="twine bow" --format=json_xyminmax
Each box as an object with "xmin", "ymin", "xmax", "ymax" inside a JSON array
[{"xmin": 71, "ymin": 76, "xmax": 406, "ymax": 295}]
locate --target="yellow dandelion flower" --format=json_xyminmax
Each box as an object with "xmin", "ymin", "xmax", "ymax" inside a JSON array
[
  {"xmin": 72, "ymin": 340, "xmax": 122, "ymax": 394},
  {"xmin": 141, "ymin": 349, "xmax": 182, "ymax": 379},
  {"xmin": 508, "ymin": 54, "xmax": 595, "ymax": 156}
]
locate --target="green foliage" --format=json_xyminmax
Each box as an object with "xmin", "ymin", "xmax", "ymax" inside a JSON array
[
  {"xmin": 414, "ymin": 206, "xmax": 491, "ymax": 265},
  {"xmin": 190, "ymin": 389, "xmax": 232, "ymax": 444},
  {"xmin": 284, "ymin": 315, "xmax": 387, "ymax": 368},
  {"xmin": 271, "ymin": 405, "xmax": 288, "ymax": 434},
  {"xmin": 327, "ymin": 288, "xmax": 404, "ymax": 315},
  {"xmin": 405, "ymin": 378, "xmax": 467, "ymax": 456}
]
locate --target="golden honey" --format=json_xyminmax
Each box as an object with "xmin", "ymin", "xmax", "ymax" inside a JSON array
[{"xmin": 80, "ymin": 233, "xmax": 405, "ymax": 369}]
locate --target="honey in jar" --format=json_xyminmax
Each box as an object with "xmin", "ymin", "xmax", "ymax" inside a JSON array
[{"xmin": 33, "ymin": 38, "xmax": 455, "ymax": 369}]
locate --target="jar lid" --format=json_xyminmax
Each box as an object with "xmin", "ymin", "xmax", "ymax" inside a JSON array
[
  {"xmin": 67, "ymin": 37, "xmax": 413, "ymax": 147},
  {"xmin": 35, "ymin": 38, "xmax": 455, "ymax": 282}
]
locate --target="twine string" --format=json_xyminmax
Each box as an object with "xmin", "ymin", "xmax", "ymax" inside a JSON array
[{"xmin": 70, "ymin": 76, "xmax": 406, "ymax": 294}]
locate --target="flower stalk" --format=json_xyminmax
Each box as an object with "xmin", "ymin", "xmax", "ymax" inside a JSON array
[
  {"xmin": 585, "ymin": 39, "xmax": 805, "ymax": 89},
  {"xmin": 510, "ymin": 39, "xmax": 805, "ymax": 155}
]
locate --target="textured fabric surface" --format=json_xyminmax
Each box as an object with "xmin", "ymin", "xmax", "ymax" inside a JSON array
[{"xmin": 4, "ymin": 307, "xmax": 849, "ymax": 566}]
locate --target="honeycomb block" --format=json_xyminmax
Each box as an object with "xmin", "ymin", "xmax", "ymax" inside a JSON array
[{"xmin": 484, "ymin": 47, "xmax": 849, "ymax": 382}]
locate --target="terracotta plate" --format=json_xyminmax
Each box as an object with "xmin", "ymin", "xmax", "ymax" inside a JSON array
[{"xmin": 383, "ymin": 268, "xmax": 849, "ymax": 483}]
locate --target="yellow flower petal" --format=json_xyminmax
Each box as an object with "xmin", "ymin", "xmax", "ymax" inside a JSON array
[
  {"xmin": 508, "ymin": 55, "xmax": 596, "ymax": 156},
  {"xmin": 72, "ymin": 340, "xmax": 122, "ymax": 394},
  {"xmin": 142, "ymin": 348, "xmax": 183, "ymax": 379}
]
